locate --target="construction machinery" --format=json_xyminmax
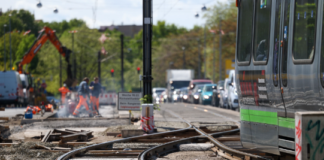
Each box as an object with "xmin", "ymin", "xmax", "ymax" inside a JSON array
[
  {"xmin": 17, "ymin": 26, "xmax": 73, "ymax": 86},
  {"xmin": 16, "ymin": 26, "xmax": 73, "ymax": 105}
]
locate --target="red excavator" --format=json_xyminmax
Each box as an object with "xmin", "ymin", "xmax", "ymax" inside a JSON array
[{"xmin": 17, "ymin": 26, "xmax": 73, "ymax": 86}]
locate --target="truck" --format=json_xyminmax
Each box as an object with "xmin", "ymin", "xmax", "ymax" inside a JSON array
[{"xmin": 166, "ymin": 69, "xmax": 194, "ymax": 102}]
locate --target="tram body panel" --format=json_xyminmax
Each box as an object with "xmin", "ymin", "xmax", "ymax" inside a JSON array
[{"xmin": 236, "ymin": 0, "xmax": 323, "ymax": 155}]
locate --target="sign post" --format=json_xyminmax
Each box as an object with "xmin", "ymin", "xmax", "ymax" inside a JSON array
[{"xmin": 118, "ymin": 92, "xmax": 142, "ymax": 111}]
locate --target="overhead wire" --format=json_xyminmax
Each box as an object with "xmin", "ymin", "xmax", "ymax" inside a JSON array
[{"xmin": 163, "ymin": 0, "xmax": 179, "ymax": 18}]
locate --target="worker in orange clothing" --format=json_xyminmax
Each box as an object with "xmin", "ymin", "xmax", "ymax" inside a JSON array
[
  {"xmin": 89, "ymin": 77, "xmax": 102, "ymax": 114},
  {"xmin": 73, "ymin": 77, "xmax": 96, "ymax": 117},
  {"xmin": 58, "ymin": 84, "xmax": 70, "ymax": 104}
]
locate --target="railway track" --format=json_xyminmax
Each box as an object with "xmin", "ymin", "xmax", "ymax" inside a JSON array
[{"xmin": 56, "ymin": 119, "xmax": 272, "ymax": 160}]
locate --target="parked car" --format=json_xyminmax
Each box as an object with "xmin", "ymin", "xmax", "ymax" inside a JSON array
[
  {"xmin": 152, "ymin": 87, "xmax": 166, "ymax": 103},
  {"xmin": 190, "ymin": 84, "xmax": 205, "ymax": 104},
  {"xmin": 219, "ymin": 78, "xmax": 230, "ymax": 108},
  {"xmin": 188, "ymin": 79, "xmax": 213, "ymax": 103},
  {"xmin": 19, "ymin": 74, "xmax": 33, "ymax": 106},
  {"xmin": 179, "ymin": 87, "xmax": 189, "ymax": 102},
  {"xmin": 211, "ymin": 80, "xmax": 224, "ymax": 107},
  {"xmin": 172, "ymin": 89, "xmax": 181, "ymax": 102},
  {"xmin": 199, "ymin": 84, "xmax": 216, "ymax": 105},
  {"xmin": 227, "ymin": 70, "xmax": 239, "ymax": 111},
  {"xmin": 0, "ymin": 71, "xmax": 24, "ymax": 106},
  {"xmin": 160, "ymin": 90, "xmax": 168, "ymax": 103}
]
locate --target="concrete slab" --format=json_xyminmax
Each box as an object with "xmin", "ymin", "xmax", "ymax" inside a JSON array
[{"xmin": 121, "ymin": 129, "xmax": 145, "ymax": 138}]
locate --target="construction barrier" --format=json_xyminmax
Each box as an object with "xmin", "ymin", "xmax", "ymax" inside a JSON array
[
  {"xmin": 141, "ymin": 104, "xmax": 155, "ymax": 133},
  {"xmin": 99, "ymin": 92, "xmax": 117, "ymax": 105}
]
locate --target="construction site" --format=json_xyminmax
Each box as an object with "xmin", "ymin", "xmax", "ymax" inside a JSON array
[{"xmin": 0, "ymin": 102, "xmax": 258, "ymax": 160}]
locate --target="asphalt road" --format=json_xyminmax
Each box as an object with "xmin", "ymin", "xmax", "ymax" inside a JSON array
[{"xmin": 156, "ymin": 102, "xmax": 240, "ymax": 124}]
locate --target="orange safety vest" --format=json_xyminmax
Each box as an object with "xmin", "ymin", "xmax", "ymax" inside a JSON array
[{"xmin": 58, "ymin": 87, "xmax": 70, "ymax": 96}]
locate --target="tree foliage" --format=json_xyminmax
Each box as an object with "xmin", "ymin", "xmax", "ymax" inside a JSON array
[{"xmin": 0, "ymin": 2, "xmax": 238, "ymax": 95}]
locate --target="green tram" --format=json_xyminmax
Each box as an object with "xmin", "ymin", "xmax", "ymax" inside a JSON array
[{"xmin": 235, "ymin": 0, "xmax": 323, "ymax": 156}]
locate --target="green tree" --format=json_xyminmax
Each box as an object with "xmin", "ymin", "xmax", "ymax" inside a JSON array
[{"xmin": 15, "ymin": 34, "xmax": 36, "ymax": 71}]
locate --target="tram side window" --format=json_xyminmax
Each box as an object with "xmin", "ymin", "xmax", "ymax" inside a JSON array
[
  {"xmin": 320, "ymin": 2, "xmax": 324, "ymax": 87},
  {"xmin": 253, "ymin": 0, "xmax": 272, "ymax": 62},
  {"xmin": 273, "ymin": 1, "xmax": 281, "ymax": 86},
  {"xmin": 292, "ymin": 0, "xmax": 317, "ymax": 61},
  {"xmin": 237, "ymin": 0, "xmax": 253, "ymax": 63}
]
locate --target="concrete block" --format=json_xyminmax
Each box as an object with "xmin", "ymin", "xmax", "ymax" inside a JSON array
[
  {"xmin": 121, "ymin": 129, "xmax": 157, "ymax": 138},
  {"xmin": 179, "ymin": 143, "xmax": 214, "ymax": 151},
  {"xmin": 295, "ymin": 111, "xmax": 324, "ymax": 160},
  {"xmin": 121, "ymin": 129, "xmax": 145, "ymax": 138}
]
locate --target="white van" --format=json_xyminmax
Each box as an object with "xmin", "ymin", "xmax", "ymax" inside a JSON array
[
  {"xmin": 0, "ymin": 71, "xmax": 24, "ymax": 106},
  {"xmin": 19, "ymin": 74, "xmax": 33, "ymax": 105}
]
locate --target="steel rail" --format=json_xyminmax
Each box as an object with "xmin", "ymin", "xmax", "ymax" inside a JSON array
[
  {"xmin": 138, "ymin": 128, "xmax": 240, "ymax": 160},
  {"xmin": 56, "ymin": 121, "xmax": 193, "ymax": 160},
  {"xmin": 193, "ymin": 126, "xmax": 270, "ymax": 160}
]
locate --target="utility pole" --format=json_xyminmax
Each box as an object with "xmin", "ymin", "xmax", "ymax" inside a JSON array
[
  {"xmin": 143, "ymin": 0, "xmax": 153, "ymax": 101},
  {"xmin": 3, "ymin": 24, "xmax": 6, "ymax": 71},
  {"xmin": 120, "ymin": 34, "xmax": 124, "ymax": 92},
  {"xmin": 69, "ymin": 30, "xmax": 77, "ymax": 79},
  {"xmin": 60, "ymin": 54, "xmax": 62, "ymax": 87},
  {"xmin": 98, "ymin": 51, "xmax": 101, "ymax": 83},
  {"xmin": 219, "ymin": 21, "xmax": 222, "ymax": 81},
  {"xmin": 204, "ymin": 24, "xmax": 207, "ymax": 79},
  {"xmin": 80, "ymin": 47, "xmax": 83, "ymax": 82},
  {"xmin": 9, "ymin": 13, "xmax": 12, "ymax": 69},
  {"xmin": 197, "ymin": 38, "xmax": 201, "ymax": 79},
  {"xmin": 212, "ymin": 32, "xmax": 216, "ymax": 82},
  {"xmin": 182, "ymin": 46, "xmax": 186, "ymax": 69}
]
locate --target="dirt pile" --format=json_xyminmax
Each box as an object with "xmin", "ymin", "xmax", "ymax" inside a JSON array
[{"xmin": 0, "ymin": 142, "xmax": 63, "ymax": 160}]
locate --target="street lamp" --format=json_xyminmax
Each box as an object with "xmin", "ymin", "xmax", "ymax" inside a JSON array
[
  {"xmin": 201, "ymin": 5, "xmax": 207, "ymax": 79},
  {"xmin": 3, "ymin": 24, "xmax": 6, "ymax": 71},
  {"xmin": 53, "ymin": 8, "xmax": 58, "ymax": 14},
  {"xmin": 201, "ymin": 5, "xmax": 207, "ymax": 11},
  {"xmin": 37, "ymin": 1, "xmax": 42, "ymax": 8},
  {"xmin": 9, "ymin": 13, "xmax": 12, "ymax": 69},
  {"xmin": 182, "ymin": 46, "xmax": 186, "ymax": 69}
]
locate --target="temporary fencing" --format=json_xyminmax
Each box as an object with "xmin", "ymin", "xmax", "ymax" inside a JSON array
[{"xmin": 99, "ymin": 92, "xmax": 117, "ymax": 105}]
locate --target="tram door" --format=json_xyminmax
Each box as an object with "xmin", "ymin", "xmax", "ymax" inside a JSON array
[{"xmin": 273, "ymin": 0, "xmax": 290, "ymax": 117}]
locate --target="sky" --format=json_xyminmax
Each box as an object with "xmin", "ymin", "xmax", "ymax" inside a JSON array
[{"xmin": 1, "ymin": 0, "xmax": 229, "ymax": 29}]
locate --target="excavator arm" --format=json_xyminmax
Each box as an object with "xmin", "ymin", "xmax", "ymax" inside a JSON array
[{"xmin": 17, "ymin": 27, "xmax": 73, "ymax": 84}]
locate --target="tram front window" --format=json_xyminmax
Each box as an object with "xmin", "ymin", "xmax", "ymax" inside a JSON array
[
  {"xmin": 292, "ymin": 0, "xmax": 317, "ymax": 60},
  {"xmin": 237, "ymin": 0, "xmax": 253, "ymax": 63},
  {"xmin": 253, "ymin": 0, "xmax": 272, "ymax": 62}
]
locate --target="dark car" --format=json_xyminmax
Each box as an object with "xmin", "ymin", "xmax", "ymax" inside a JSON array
[
  {"xmin": 211, "ymin": 80, "xmax": 224, "ymax": 107},
  {"xmin": 179, "ymin": 87, "xmax": 189, "ymax": 102},
  {"xmin": 190, "ymin": 84, "xmax": 205, "ymax": 104},
  {"xmin": 188, "ymin": 79, "xmax": 213, "ymax": 103}
]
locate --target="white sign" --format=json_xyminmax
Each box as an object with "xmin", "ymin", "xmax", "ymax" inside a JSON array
[{"xmin": 118, "ymin": 92, "xmax": 142, "ymax": 111}]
